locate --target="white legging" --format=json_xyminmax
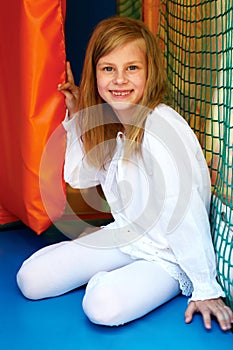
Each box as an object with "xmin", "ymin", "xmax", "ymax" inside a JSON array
[{"xmin": 17, "ymin": 237, "xmax": 180, "ymax": 326}]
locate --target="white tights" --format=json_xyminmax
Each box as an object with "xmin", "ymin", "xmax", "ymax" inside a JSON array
[{"xmin": 17, "ymin": 238, "xmax": 180, "ymax": 326}]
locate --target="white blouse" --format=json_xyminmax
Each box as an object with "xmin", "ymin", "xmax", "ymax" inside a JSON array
[{"xmin": 63, "ymin": 104, "xmax": 225, "ymax": 301}]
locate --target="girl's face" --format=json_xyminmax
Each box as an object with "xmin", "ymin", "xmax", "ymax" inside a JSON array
[{"xmin": 96, "ymin": 39, "xmax": 147, "ymax": 123}]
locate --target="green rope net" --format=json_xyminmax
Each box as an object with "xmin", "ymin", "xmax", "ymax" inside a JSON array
[{"xmin": 118, "ymin": 0, "xmax": 233, "ymax": 309}]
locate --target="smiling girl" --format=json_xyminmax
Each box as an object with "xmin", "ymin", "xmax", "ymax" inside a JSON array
[{"xmin": 17, "ymin": 16, "xmax": 233, "ymax": 331}]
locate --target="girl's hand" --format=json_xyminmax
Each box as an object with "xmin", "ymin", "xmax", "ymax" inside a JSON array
[
  {"xmin": 58, "ymin": 61, "xmax": 80, "ymax": 116},
  {"xmin": 185, "ymin": 298, "xmax": 233, "ymax": 331}
]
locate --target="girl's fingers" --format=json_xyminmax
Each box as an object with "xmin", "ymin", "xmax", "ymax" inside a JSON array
[
  {"xmin": 66, "ymin": 61, "xmax": 75, "ymax": 84},
  {"xmin": 210, "ymin": 303, "xmax": 233, "ymax": 331},
  {"xmin": 201, "ymin": 309, "xmax": 212, "ymax": 329},
  {"xmin": 58, "ymin": 82, "xmax": 71, "ymax": 91},
  {"xmin": 58, "ymin": 82, "xmax": 79, "ymax": 95},
  {"xmin": 58, "ymin": 62, "xmax": 80, "ymax": 114},
  {"xmin": 185, "ymin": 302, "xmax": 195, "ymax": 323},
  {"xmin": 185, "ymin": 299, "xmax": 233, "ymax": 331}
]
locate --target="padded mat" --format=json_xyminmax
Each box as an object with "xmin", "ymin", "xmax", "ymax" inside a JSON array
[{"xmin": 0, "ymin": 225, "xmax": 232, "ymax": 349}]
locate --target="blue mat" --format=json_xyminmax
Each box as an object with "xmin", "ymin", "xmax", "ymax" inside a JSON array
[{"xmin": 0, "ymin": 225, "xmax": 232, "ymax": 350}]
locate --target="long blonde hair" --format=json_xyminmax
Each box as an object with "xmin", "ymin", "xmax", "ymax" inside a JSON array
[{"xmin": 78, "ymin": 16, "xmax": 167, "ymax": 167}]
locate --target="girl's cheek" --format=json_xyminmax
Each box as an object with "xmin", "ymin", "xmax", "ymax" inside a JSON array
[{"xmin": 97, "ymin": 85, "xmax": 106, "ymax": 101}]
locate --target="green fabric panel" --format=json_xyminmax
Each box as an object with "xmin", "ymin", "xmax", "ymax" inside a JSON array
[{"xmin": 117, "ymin": 0, "xmax": 142, "ymax": 19}]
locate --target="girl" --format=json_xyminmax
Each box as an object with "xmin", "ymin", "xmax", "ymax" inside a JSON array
[{"xmin": 17, "ymin": 16, "xmax": 233, "ymax": 330}]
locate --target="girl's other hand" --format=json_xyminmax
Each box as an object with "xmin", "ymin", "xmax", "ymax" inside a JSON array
[
  {"xmin": 58, "ymin": 61, "xmax": 80, "ymax": 116},
  {"xmin": 185, "ymin": 297, "xmax": 233, "ymax": 331}
]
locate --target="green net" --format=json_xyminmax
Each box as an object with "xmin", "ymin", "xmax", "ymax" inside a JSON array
[
  {"xmin": 157, "ymin": 0, "xmax": 233, "ymax": 308},
  {"xmin": 117, "ymin": 0, "xmax": 233, "ymax": 308}
]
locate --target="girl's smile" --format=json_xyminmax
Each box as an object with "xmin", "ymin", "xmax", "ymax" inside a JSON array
[
  {"xmin": 110, "ymin": 90, "xmax": 133, "ymax": 97},
  {"xmin": 96, "ymin": 39, "xmax": 147, "ymax": 124}
]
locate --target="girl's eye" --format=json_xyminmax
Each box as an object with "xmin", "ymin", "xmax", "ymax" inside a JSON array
[
  {"xmin": 128, "ymin": 65, "xmax": 137, "ymax": 71},
  {"xmin": 104, "ymin": 67, "xmax": 113, "ymax": 72}
]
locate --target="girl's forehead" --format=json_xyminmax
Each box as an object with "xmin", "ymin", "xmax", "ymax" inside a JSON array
[{"xmin": 100, "ymin": 38, "xmax": 146, "ymax": 59}]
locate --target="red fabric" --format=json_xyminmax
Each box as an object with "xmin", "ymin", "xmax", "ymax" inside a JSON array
[{"xmin": 0, "ymin": 0, "xmax": 67, "ymax": 233}]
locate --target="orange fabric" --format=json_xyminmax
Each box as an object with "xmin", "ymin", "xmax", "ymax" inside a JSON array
[
  {"xmin": 143, "ymin": 0, "xmax": 161, "ymax": 35},
  {"xmin": 0, "ymin": 1, "xmax": 67, "ymax": 233}
]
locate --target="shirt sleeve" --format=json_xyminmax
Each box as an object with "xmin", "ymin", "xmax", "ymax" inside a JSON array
[
  {"xmin": 62, "ymin": 114, "xmax": 101, "ymax": 189},
  {"xmin": 165, "ymin": 189, "xmax": 225, "ymax": 301}
]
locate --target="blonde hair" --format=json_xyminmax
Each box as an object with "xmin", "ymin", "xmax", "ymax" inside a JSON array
[{"xmin": 78, "ymin": 16, "xmax": 167, "ymax": 167}]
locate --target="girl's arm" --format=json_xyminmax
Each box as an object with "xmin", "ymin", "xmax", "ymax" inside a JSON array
[
  {"xmin": 62, "ymin": 115, "xmax": 101, "ymax": 189},
  {"xmin": 59, "ymin": 62, "xmax": 100, "ymax": 189}
]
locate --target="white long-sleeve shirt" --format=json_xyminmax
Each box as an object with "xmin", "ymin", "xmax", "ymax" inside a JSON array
[{"xmin": 63, "ymin": 104, "xmax": 224, "ymax": 301}]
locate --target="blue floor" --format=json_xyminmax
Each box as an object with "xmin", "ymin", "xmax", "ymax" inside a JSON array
[{"xmin": 0, "ymin": 224, "xmax": 232, "ymax": 350}]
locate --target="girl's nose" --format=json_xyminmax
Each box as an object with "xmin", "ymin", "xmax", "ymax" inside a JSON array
[{"xmin": 113, "ymin": 69, "xmax": 128, "ymax": 84}]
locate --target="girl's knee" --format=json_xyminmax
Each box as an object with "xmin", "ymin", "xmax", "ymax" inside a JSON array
[
  {"xmin": 82, "ymin": 274, "xmax": 124, "ymax": 326},
  {"xmin": 16, "ymin": 241, "xmax": 72, "ymax": 300},
  {"xmin": 16, "ymin": 263, "xmax": 41, "ymax": 300},
  {"xmin": 16, "ymin": 257, "xmax": 54, "ymax": 300}
]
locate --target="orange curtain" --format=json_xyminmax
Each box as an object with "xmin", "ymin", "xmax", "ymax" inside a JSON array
[
  {"xmin": 0, "ymin": 0, "xmax": 67, "ymax": 233},
  {"xmin": 143, "ymin": 0, "xmax": 161, "ymax": 35}
]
